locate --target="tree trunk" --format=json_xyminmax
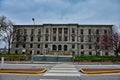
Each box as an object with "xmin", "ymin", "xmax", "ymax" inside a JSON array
[
  {"xmin": 115, "ymin": 51, "xmax": 118, "ymax": 57},
  {"xmin": 7, "ymin": 42, "xmax": 11, "ymax": 54}
]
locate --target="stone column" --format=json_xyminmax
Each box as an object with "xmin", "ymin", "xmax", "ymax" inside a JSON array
[
  {"xmin": 62, "ymin": 28, "xmax": 64, "ymax": 41},
  {"xmin": 56, "ymin": 28, "xmax": 58, "ymax": 41}
]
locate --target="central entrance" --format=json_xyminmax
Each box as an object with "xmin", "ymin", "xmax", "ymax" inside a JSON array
[{"xmin": 52, "ymin": 44, "xmax": 68, "ymax": 51}]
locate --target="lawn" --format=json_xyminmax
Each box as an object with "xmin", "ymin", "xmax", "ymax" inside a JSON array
[
  {"xmin": 0, "ymin": 54, "xmax": 27, "ymax": 61},
  {"xmin": 74, "ymin": 56, "xmax": 120, "ymax": 61}
]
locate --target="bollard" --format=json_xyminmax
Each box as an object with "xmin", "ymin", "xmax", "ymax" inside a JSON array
[{"xmin": 1, "ymin": 57, "xmax": 4, "ymax": 69}]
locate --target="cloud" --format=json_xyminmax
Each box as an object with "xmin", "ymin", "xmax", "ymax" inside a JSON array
[
  {"xmin": 0, "ymin": 0, "xmax": 120, "ymax": 25},
  {"xmin": 0, "ymin": 0, "xmax": 120, "ymax": 48}
]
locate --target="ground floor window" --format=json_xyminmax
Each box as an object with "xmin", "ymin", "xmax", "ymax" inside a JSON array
[
  {"xmin": 105, "ymin": 52, "xmax": 108, "ymax": 55},
  {"xmin": 72, "ymin": 51, "xmax": 75, "ymax": 56},
  {"xmin": 37, "ymin": 51, "xmax": 40, "ymax": 54},
  {"xmin": 64, "ymin": 45, "xmax": 67, "ymax": 51},
  {"xmin": 81, "ymin": 51, "xmax": 84, "ymax": 56},
  {"xmin": 45, "ymin": 44, "xmax": 48, "ymax": 48},
  {"xmin": 58, "ymin": 45, "xmax": 62, "ymax": 50},
  {"xmin": 89, "ymin": 52, "xmax": 92, "ymax": 55},
  {"xmin": 15, "ymin": 50, "xmax": 18, "ymax": 54},
  {"xmin": 30, "ymin": 50, "xmax": 32, "ymax": 54},
  {"xmin": 52, "ymin": 45, "xmax": 57, "ymax": 51}
]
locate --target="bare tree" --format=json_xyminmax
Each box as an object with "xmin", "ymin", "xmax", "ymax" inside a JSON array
[
  {"xmin": 101, "ymin": 25, "xmax": 120, "ymax": 56},
  {"xmin": 91, "ymin": 30, "xmax": 101, "ymax": 56},
  {"xmin": 112, "ymin": 32, "xmax": 120, "ymax": 56},
  {"xmin": 101, "ymin": 32, "xmax": 113, "ymax": 53},
  {"xmin": 0, "ymin": 16, "xmax": 17, "ymax": 54},
  {"xmin": 112, "ymin": 26, "xmax": 120, "ymax": 56}
]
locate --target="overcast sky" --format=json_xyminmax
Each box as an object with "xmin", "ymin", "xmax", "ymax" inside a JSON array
[{"xmin": 0, "ymin": 0, "xmax": 120, "ymax": 48}]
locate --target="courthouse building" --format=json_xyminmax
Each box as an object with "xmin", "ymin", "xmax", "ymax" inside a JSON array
[{"xmin": 10, "ymin": 24, "xmax": 113, "ymax": 56}]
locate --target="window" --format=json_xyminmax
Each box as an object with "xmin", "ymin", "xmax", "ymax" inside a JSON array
[
  {"xmin": 72, "ymin": 44, "xmax": 75, "ymax": 49},
  {"xmin": 17, "ymin": 29, "xmax": 20, "ymax": 34},
  {"xmin": 97, "ymin": 45, "xmax": 100, "ymax": 49},
  {"xmin": 81, "ymin": 45, "xmax": 84, "ymax": 49},
  {"xmin": 80, "ymin": 29, "xmax": 83, "ymax": 34},
  {"xmin": 38, "ymin": 29, "xmax": 41, "ymax": 35},
  {"xmin": 23, "ymin": 44, "xmax": 26, "ymax": 48},
  {"xmin": 45, "ymin": 36, "xmax": 48, "ymax": 41},
  {"xmin": 58, "ymin": 45, "xmax": 62, "ymax": 50},
  {"xmin": 72, "ymin": 28, "xmax": 75, "ymax": 33},
  {"xmin": 81, "ymin": 51, "xmax": 84, "ymax": 55},
  {"xmin": 46, "ymin": 28, "xmax": 49, "ymax": 33},
  {"xmin": 64, "ymin": 28, "xmax": 68, "ymax": 34},
  {"xmin": 104, "ymin": 30, "xmax": 107, "ymax": 34},
  {"xmin": 96, "ymin": 37, "xmax": 100, "ymax": 42},
  {"xmin": 24, "ymin": 29, "xmax": 27, "ymax": 34},
  {"xmin": 30, "ymin": 44, "xmax": 33, "ymax": 48},
  {"xmin": 80, "ymin": 37, "xmax": 84, "ymax": 42},
  {"xmin": 53, "ymin": 28, "xmax": 56, "ymax": 34},
  {"xmin": 45, "ymin": 44, "xmax": 48, "ymax": 48},
  {"xmin": 16, "ymin": 44, "xmax": 19, "ymax": 48},
  {"xmin": 89, "ymin": 44, "xmax": 92, "ymax": 49},
  {"xmin": 15, "ymin": 50, "xmax": 18, "ymax": 54},
  {"xmin": 53, "ymin": 36, "xmax": 56, "ymax": 41},
  {"xmin": 31, "ymin": 29, "xmax": 34, "ymax": 34},
  {"xmin": 64, "ymin": 45, "xmax": 67, "ymax": 51},
  {"xmin": 38, "ymin": 37, "xmax": 40, "ymax": 41},
  {"xmin": 37, "ymin": 44, "xmax": 40, "ymax": 48},
  {"xmin": 96, "ymin": 29, "xmax": 99, "ymax": 34},
  {"xmin": 88, "ymin": 29, "xmax": 91, "ymax": 34},
  {"xmin": 16, "ymin": 37, "xmax": 19, "ymax": 42},
  {"xmin": 89, "ymin": 52, "xmax": 92, "ymax": 55},
  {"xmin": 37, "ymin": 51, "xmax": 40, "ymax": 54},
  {"xmin": 31, "ymin": 36, "xmax": 33, "ymax": 41},
  {"xmin": 30, "ymin": 50, "xmax": 32, "ymax": 54},
  {"xmin": 24, "ymin": 36, "xmax": 26, "ymax": 41},
  {"xmin": 105, "ymin": 52, "xmax": 108, "ymax": 55},
  {"xmin": 72, "ymin": 51, "xmax": 75, "ymax": 56},
  {"xmin": 72, "ymin": 36, "xmax": 75, "ymax": 41},
  {"xmin": 64, "ymin": 36, "xmax": 67, "ymax": 41},
  {"xmin": 52, "ymin": 45, "xmax": 57, "ymax": 51},
  {"xmin": 58, "ymin": 28, "xmax": 62, "ymax": 34},
  {"xmin": 58, "ymin": 36, "xmax": 62, "ymax": 41},
  {"xmin": 88, "ymin": 37, "xmax": 92, "ymax": 42}
]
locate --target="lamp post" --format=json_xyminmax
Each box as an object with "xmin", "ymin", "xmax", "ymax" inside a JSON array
[
  {"xmin": 31, "ymin": 18, "xmax": 35, "ymax": 63},
  {"xmin": 32, "ymin": 18, "xmax": 35, "ymax": 25}
]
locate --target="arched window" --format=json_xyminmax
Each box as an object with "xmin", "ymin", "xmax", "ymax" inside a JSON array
[
  {"xmin": 64, "ymin": 45, "xmax": 67, "ymax": 51},
  {"xmin": 52, "ymin": 45, "xmax": 57, "ymax": 51},
  {"xmin": 58, "ymin": 45, "xmax": 62, "ymax": 50}
]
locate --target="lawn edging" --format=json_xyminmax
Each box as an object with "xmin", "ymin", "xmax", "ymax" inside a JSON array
[
  {"xmin": 80, "ymin": 68, "xmax": 120, "ymax": 74},
  {"xmin": 0, "ymin": 68, "xmax": 47, "ymax": 74}
]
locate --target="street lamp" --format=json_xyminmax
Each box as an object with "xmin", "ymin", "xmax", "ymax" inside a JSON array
[
  {"xmin": 32, "ymin": 18, "xmax": 35, "ymax": 25},
  {"xmin": 31, "ymin": 18, "xmax": 35, "ymax": 63}
]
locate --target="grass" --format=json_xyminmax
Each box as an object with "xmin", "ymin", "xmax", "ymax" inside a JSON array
[
  {"xmin": 0, "ymin": 54, "xmax": 27, "ymax": 61},
  {"xmin": 0, "ymin": 54, "xmax": 26, "ymax": 57},
  {"xmin": 74, "ymin": 56, "xmax": 120, "ymax": 61}
]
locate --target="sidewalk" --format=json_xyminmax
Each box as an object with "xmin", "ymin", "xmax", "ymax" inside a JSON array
[
  {"xmin": 3, "ymin": 61, "xmax": 120, "ymax": 65},
  {"xmin": 4, "ymin": 61, "xmax": 67, "ymax": 64}
]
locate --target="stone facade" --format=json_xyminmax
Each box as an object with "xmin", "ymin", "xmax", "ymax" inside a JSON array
[{"xmin": 11, "ymin": 24, "xmax": 113, "ymax": 56}]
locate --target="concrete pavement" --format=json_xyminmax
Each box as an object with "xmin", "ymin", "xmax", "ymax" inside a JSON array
[{"xmin": 0, "ymin": 63, "xmax": 120, "ymax": 80}]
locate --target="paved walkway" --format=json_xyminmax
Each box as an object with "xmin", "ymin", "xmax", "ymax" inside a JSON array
[{"xmin": 43, "ymin": 63, "xmax": 80, "ymax": 77}]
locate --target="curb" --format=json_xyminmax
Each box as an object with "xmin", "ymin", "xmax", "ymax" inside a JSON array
[
  {"xmin": 80, "ymin": 69, "xmax": 120, "ymax": 74},
  {"xmin": 0, "ymin": 68, "xmax": 47, "ymax": 74}
]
